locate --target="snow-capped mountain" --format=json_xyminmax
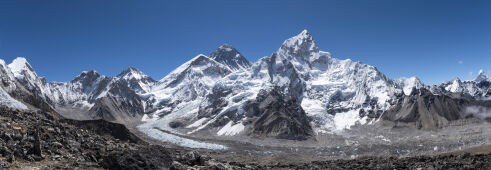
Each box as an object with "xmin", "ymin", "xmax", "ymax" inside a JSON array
[
  {"xmin": 140, "ymin": 30, "xmax": 490, "ymax": 140},
  {"xmin": 437, "ymin": 70, "xmax": 490, "ymax": 99},
  {"xmin": 172, "ymin": 30, "xmax": 403, "ymax": 137},
  {"xmin": 0, "ymin": 58, "xmax": 152, "ymax": 122},
  {"xmin": 0, "ymin": 30, "xmax": 489, "ymax": 142}
]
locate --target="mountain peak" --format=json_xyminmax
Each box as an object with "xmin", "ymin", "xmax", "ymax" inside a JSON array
[
  {"xmin": 299, "ymin": 29, "xmax": 311, "ymax": 38},
  {"xmin": 474, "ymin": 69, "xmax": 488, "ymax": 82},
  {"xmin": 217, "ymin": 44, "xmax": 235, "ymax": 51},
  {"xmin": 209, "ymin": 44, "xmax": 251, "ymax": 70},
  {"xmin": 397, "ymin": 76, "xmax": 425, "ymax": 95},
  {"xmin": 117, "ymin": 67, "xmax": 141, "ymax": 76},
  {"xmin": 72, "ymin": 70, "xmax": 102, "ymax": 82},
  {"xmin": 82, "ymin": 70, "xmax": 99, "ymax": 75},
  {"xmin": 117, "ymin": 67, "xmax": 152, "ymax": 81},
  {"xmin": 278, "ymin": 30, "xmax": 319, "ymax": 58},
  {"xmin": 8, "ymin": 57, "xmax": 37, "ymax": 79}
]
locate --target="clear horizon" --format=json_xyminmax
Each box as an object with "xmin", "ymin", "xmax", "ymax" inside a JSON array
[{"xmin": 1, "ymin": 0, "xmax": 490, "ymax": 85}]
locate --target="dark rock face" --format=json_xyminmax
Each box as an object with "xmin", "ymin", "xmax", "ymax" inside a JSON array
[
  {"xmin": 381, "ymin": 88, "xmax": 473, "ymax": 129},
  {"xmin": 247, "ymin": 89, "xmax": 313, "ymax": 140}
]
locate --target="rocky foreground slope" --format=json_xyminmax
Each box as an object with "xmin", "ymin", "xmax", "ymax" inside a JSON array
[{"xmin": 0, "ymin": 106, "xmax": 489, "ymax": 169}]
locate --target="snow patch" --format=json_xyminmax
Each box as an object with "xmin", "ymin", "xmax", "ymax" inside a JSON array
[
  {"xmin": 186, "ymin": 117, "xmax": 208, "ymax": 128},
  {"xmin": 0, "ymin": 87, "xmax": 28, "ymax": 110},
  {"xmin": 217, "ymin": 121, "xmax": 245, "ymax": 136}
]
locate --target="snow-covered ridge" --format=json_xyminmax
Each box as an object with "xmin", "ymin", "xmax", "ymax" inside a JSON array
[{"xmin": 438, "ymin": 70, "xmax": 490, "ymax": 98}]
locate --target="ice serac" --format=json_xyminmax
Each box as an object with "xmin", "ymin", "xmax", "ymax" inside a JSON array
[{"xmin": 209, "ymin": 44, "xmax": 251, "ymax": 70}]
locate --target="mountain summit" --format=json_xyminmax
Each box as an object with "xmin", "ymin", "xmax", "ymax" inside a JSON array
[
  {"xmin": 278, "ymin": 30, "xmax": 320, "ymax": 59},
  {"xmin": 209, "ymin": 44, "xmax": 251, "ymax": 70},
  {"xmin": 474, "ymin": 69, "xmax": 489, "ymax": 82},
  {"xmin": 8, "ymin": 57, "xmax": 38, "ymax": 80}
]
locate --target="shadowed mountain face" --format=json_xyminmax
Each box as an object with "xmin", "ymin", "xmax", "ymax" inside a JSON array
[
  {"xmin": 247, "ymin": 88, "xmax": 313, "ymax": 140},
  {"xmin": 381, "ymin": 88, "xmax": 469, "ymax": 130},
  {"xmin": 0, "ymin": 30, "xmax": 489, "ymax": 142},
  {"xmin": 381, "ymin": 88, "xmax": 491, "ymax": 130},
  {"xmin": 88, "ymin": 81, "xmax": 146, "ymax": 124}
]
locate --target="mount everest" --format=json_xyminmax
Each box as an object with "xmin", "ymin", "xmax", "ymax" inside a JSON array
[{"xmin": 0, "ymin": 30, "xmax": 489, "ymax": 143}]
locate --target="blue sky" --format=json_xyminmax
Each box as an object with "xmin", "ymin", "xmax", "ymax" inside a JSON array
[{"xmin": 0, "ymin": 0, "xmax": 490, "ymax": 84}]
